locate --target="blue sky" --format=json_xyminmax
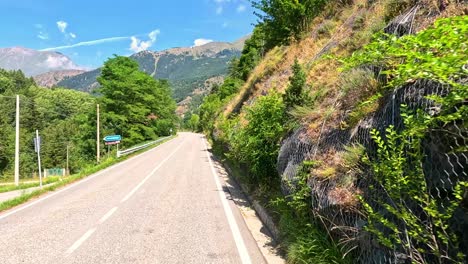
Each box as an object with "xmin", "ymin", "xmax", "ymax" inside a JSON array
[{"xmin": 0, "ymin": 0, "xmax": 257, "ymax": 68}]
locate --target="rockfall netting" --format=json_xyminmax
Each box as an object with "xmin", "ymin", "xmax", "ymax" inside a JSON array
[{"xmin": 277, "ymin": 6, "xmax": 467, "ymax": 264}]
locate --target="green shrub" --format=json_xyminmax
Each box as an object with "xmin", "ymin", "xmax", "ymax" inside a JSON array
[
  {"xmin": 345, "ymin": 16, "xmax": 468, "ymax": 263},
  {"xmin": 231, "ymin": 92, "xmax": 286, "ymax": 183},
  {"xmin": 361, "ymin": 107, "xmax": 467, "ymax": 263}
]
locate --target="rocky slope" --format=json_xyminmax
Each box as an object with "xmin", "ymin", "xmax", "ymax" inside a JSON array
[
  {"xmin": 0, "ymin": 47, "xmax": 82, "ymax": 76},
  {"xmin": 211, "ymin": 0, "xmax": 467, "ymax": 262},
  {"xmin": 33, "ymin": 69, "xmax": 86, "ymax": 87}
]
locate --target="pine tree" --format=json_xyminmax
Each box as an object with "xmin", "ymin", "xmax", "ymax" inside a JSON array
[{"xmin": 283, "ymin": 59, "xmax": 307, "ymax": 109}]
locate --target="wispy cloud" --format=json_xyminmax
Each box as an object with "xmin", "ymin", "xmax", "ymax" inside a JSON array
[
  {"xmin": 213, "ymin": 0, "xmax": 246, "ymax": 15},
  {"xmin": 40, "ymin": 36, "xmax": 130, "ymax": 51},
  {"xmin": 193, "ymin": 38, "xmax": 213, "ymax": 47},
  {"xmin": 35, "ymin": 24, "xmax": 48, "ymax": 40},
  {"xmin": 236, "ymin": 4, "xmax": 246, "ymax": 12},
  {"xmin": 37, "ymin": 32, "xmax": 48, "ymax": 40},
  {"xmin": 129, "ymin": 29, "xmax": 160, "ymax": 53},
  {"xmin": 56, "ymin": 21, "xmax": 67, "ymax": 33}
]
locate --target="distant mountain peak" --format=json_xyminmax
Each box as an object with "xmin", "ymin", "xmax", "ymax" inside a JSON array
[
  {"xmin": 0, "ymin": 47, "xmax": 83, "ymax": 76},
  {"xmin": 57, "ymin": 37, "xmax": 248, "ymax": 107}
]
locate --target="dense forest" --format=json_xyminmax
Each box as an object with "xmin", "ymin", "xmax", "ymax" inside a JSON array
[
  {"xmin": 0, "ymin": 56, "xmax": 176, "ymax": 179},
  {"xmin": 194, "ymin": 0, "xmax": 468, "ymax": 263}
]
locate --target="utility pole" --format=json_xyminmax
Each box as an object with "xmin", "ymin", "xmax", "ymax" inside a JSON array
[
  {"xmin": 97, "ymin": 104, "xmax": 100, "ymax": 163},
  {"xmin": 35, "ymin": 130, "xmax": 42, "ymax": 188},
  {"xmin": 66, "ymin": 144, "xmax": 69, "ymax": 176},
  {"xmin": 14, "ymin": 95, "xmax": 20, "ymax": 186}
]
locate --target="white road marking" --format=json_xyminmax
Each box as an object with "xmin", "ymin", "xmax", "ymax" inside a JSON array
[
  {"xmin": 66, "ymin": 228, "xmax": 96, "ymax": 255},
  {"xmin": 63, "ymin": 140, "xmax": 185, "ymax": 256},
  {"xmin": 203, "ymin": 138, "xmax": 252, "ymax": 264},
  {"xmin": 98, "ymin": 207, "xmax": 118, "ymax": 224},
  {"xmin": 120, "ymin": 141, "xmax": 185, "ymax": 203},
  {"xmin": 0, "ymin": 137, "xmax": 177, "ymax": 221}
]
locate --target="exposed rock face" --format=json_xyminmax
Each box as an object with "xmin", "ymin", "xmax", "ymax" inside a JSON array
[
  {"xmin": 383, "ymin": 6, "xmax": 419, "ymax": 37},
  {"xmin": 33, "ymin": 70, "xmax": 86, "ymax": 87}
]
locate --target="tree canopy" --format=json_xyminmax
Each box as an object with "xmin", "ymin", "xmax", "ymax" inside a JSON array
[{"xmin": 98, "ymin": 56, "xmax": 177, "ymax": 147}]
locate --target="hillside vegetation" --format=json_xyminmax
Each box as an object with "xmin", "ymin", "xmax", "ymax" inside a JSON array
[
  {"xmin": 197, "ymin": 0, "xmax": 467, "ymax": 263},
  {"xmin": 0, "ymin": 56, "xmax": 176, "ymax": 180}
]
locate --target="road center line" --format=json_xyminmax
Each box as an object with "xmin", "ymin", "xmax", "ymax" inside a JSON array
[
  {"xmin": 66, "ymin": 228, "xmax": 96, "ymax": 255},
  {"xmin": 98, "ymin": 207, "xmax": 118, "ymax": 224},
  {"xmin": 120, "ymin": 140, "xmax": 185, "ymax": 203},
  {"xmin": 203, "ymin": 137, "xmax": 252, "ymax": 264}
]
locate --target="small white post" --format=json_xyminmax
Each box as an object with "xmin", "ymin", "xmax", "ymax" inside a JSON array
[
  {"xmin": 14, "ymin": 95, "xmax": 20, "ymax": 186},
  {"xmin": 97, "ymin": 104, "xmax": 100, "ymax": 163},
  {"xmin": 66, "ymin": 144, "xmax": 69, "ymax": 176},
  {"xmin": 36, "ymin": 130, "xmax": 43, "ymax": 188}
]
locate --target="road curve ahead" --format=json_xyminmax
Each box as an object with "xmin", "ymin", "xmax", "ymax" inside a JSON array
[{"xmin": 0, "ymin": 133, "xmax": 265, "ymax": 264}]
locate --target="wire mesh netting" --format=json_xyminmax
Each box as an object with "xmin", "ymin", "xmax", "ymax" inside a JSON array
[{"xmin": 277, "ymin": 6, "xmax": 467, "ymax": 264}]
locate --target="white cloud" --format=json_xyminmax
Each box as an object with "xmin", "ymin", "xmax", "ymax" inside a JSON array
[
  {"xmin": 40, "ymin": 36, "xmax": 130, "ymax": 51},
  {"xmin": 237, "ymin": 4, "xmax": 246, "ymax": 12},
  {"xmin": 193, "ymin": 38, "xmax": 213, "ymax": 47},
  {"xmin": 69, "ymin": 32, "xmax": 76, "ymax": 39},
  {"xmin": 57, "ymin": 21, "xmax": 68, "ymax": 33},
  {"xmin": 43, "ymin": 55, "xmax": 77, "ymax": 69},
  {"xmin": 216, "ymin": 6, "xmax": 223, "ymax": 15},
  {"xmin": 129, "ymin": 29, "xmax": 160, "ymax": 53}
]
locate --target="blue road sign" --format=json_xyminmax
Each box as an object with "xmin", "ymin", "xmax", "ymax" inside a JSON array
[{"xmin": 104, "ymin": 135, "xmax": 122, "ymax": 142}]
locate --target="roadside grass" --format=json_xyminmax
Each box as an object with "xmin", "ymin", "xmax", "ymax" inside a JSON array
[
  {"xmin": 0, "ymin": 177, "xmax": 61, "ymax": 193},
  {"xmin": 0, "ymin": 135, "xmax": 176, "ymax": 213}
]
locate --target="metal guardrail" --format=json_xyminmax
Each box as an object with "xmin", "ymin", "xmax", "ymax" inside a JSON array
[{"xmin": 116, "ymin": 136, "xmax": 171, "ymax": 158}]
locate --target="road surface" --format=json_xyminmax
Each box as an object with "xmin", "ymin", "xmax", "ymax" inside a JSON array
[{"xmin": 0, "ymin": 133, "xmax": 266, "ymax": 264}]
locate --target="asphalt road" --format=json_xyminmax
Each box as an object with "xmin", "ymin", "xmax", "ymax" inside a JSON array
[{"xmin": 0, "ymin": 133, "xmax": 266, "ymax": 264}]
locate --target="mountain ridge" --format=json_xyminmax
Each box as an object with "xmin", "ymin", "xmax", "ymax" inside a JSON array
[
  {"xmin": 57, "ymin": 37, "xmax": 247, "ymax": 102},
  {"xmin": 0, "ymin": 47, "xmax": 83, "ymax": 76}
]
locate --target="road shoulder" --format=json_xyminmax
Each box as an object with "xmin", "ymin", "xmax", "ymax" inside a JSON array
[{"xmin": 205, "ymin": 141, "xmax": 285, "ymax": 264}]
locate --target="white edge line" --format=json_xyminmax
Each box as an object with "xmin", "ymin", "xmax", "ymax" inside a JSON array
[
  {"xmin": 98, "ymin": 207, "xmax": 118, "ymax": 224},
  {"xmin": 120, "ymin": 141, "xmax": 185, "ymax": 203},
  {"xmin": 0, "ymin": 136, "xmax": 177, "ymax": 221},
  {"xmin": 65, "ymin": 228, "xmax": 96, "ymax": 255},
  {"xmin": 203, "ymin": 137, "xmax": 252, "ymax": 264}
]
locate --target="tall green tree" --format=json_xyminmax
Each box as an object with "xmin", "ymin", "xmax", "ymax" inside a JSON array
[{"xmin": 98, "ymin": 56, "xmax": 176, "ymax": 147}]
